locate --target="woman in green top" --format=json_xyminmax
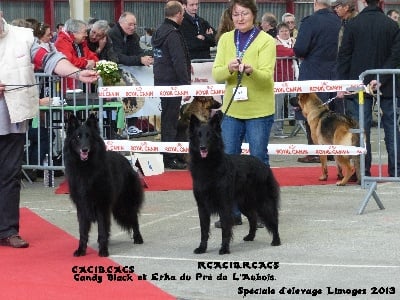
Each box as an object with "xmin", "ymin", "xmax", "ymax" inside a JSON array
[{"xmin": 212, "ymin": 0, "xmax": 276, "ymax": 226}]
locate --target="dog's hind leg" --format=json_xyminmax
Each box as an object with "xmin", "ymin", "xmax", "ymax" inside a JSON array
[
  {"xmin": 335, "ymin": 155, "xmax": 353, "ymax": 186},
  {"xmin": 336, "ymin": 163, "xmax": 344, "ymax": 180},
  {"xmin": 319, "ymin": 155, "xmax": 328, "ymax": 181},
  {"xmin": 242, "ymin": 210, "xmax": 257, "ymax": 242},
  {"xmin": 261, "ymin": 211, "xmax": 281, "ymax": 246},
  {"xmin": 194, "ymin": 204, "xmax": 210, "ymax": 254},
  {"xmin": 74, "ymin": 210, "xmax": 91, "ymax": 257},
  {"xmin": 131, "ymin": 214, "xmax": 143, "ymax": 244},
  {"xmin": 258, "ymin": 203, "xmax": 281, "ymax": 246}
]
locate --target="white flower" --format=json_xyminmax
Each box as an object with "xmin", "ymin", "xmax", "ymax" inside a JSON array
[{"xmin": 95, "ymin": 60, "xmax": 121, "ymax": 85}]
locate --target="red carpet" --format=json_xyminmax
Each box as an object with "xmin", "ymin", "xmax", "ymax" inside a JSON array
[
  {"xmin": 0, "ymin": 208, "xmax": 175, "ymax": 300},
  {"xmin": 55, "ymin": 165, "xmax": 386, "ymax": 194}
]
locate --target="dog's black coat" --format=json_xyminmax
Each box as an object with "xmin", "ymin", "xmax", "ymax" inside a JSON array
[
  {"xmin": 189, "ymin": 112, "xmax": 281, "ymax": 254},
  {"xmin": 64, "ymin": 114, "xmax": 144, "ymax": 257}
]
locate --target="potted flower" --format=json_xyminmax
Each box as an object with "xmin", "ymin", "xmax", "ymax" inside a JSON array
[{"xmin": 95, "ymin": 60, "xmax": 122, "ymax": 86}]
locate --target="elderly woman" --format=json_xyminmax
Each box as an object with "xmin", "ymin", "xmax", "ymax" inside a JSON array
[
  {"xmin": 55, "ymin": 19, "xmax": 98, "ymax": 90},
  {"xmin": 212, "ymin": 0, "xmax": 276, "ymax": 227},
  {"xmin": 55, "ymin": 19, "xmax": 98, "ymax": 70}
]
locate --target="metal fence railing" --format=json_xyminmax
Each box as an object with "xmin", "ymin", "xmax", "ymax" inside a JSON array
[
  {"xmin": 22, "ymin": 74, "xmax": 117, "ymax": 185},
  {"xmin": 357, "ymin": 69, "xmax": 400, "ymax": 214}
]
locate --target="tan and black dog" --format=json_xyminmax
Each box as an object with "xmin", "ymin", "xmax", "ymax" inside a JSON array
[
  {"xmin": 176, "ymin": 96, "xmax": 221, "ymax": 142},
  {"xmin": 297, "ymin": 93, "xmax": 361, "ymax": 186}
]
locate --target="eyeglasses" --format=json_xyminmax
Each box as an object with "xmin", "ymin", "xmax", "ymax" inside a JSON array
[
  {"xmin": 285, "ymin": 21, "xmax": 295, "ymax": 24},
  {"xmin": 232, "ymin": 11, "xmax": 251, "ymax": 18}
]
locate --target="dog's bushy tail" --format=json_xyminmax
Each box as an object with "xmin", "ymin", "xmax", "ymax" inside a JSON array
[{"xmin": 112, "ymin": 165, "xmax": 144, "ymax": 233}]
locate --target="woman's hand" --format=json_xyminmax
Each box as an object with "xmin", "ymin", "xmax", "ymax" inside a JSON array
[
  {"xmin": 228, "ymin": 59, "xmax": 253, "ymax": 75},
  {"xmin": 228, "ymin": 59, "xmax": 241, "ymax": 73},
  {"xmin": 78, "ymin": 70, "xmax": 99, "ymax": 83}
]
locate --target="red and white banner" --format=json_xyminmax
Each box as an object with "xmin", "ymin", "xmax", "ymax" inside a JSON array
[
  {"xmin": 98, "ymin": 79, "xmax": 364, "ymax": 98},
  {"xmin": 105, "ymin": 140, "xmax": 366, "ymax": 156}
]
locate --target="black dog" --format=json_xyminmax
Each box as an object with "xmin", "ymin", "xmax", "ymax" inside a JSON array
[
  {"xmin": 189, "ymin": 112, "xmax": 281, "ymax": 254},
  {"xmin": 64, "ymin": 114, "xmax": 144, "ymax": 257}
]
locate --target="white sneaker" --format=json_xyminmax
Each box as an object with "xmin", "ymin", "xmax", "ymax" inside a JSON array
[{"xmin": 127, "ymin": 126, "xmax": 143, "ymax": 136}]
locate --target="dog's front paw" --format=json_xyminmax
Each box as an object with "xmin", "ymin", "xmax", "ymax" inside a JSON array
[
  {"xmin": 194, "ymin": 246, "xmax": 207, "ymax": 254},
  {"xmin": 98, "ymin": 247, "xmax": 109, "ymax": 257},
  {"xmin": 219, "ymin": 246, "xmax": 230, "ymax": 255},
  {"xmin": 336, "ymin": 180, "xmax": 349, "ymax": 186},
  {"xmin": 243, "ymin": 234, "xmax": 255, "ymax": 241},
  {"xmin": 73, "ymin": 247, "xmax": 86, "ymax": 257},
  {"xmin": 319, "ymin": 175, "xmax": 328, "ymax": 181}
]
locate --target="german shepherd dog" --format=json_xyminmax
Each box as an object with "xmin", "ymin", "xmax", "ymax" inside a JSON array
[
  {"xmin": 297, "ymin": 93, "xmax": 361, "ymax": 185},
  {"xmin": 189, "ymin": 111, "xmax": 281, "ymax": 255},
  {"xmin": 64, "ymin": 114, "xmax": 144, "ymax": 257},
  {"xmin": 176, "ymin": 96, "xmax": 221, "ymax": 142}
]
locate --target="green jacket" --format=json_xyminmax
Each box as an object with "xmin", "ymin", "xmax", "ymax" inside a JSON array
[{"xmin": 212, "ymin": 29, "xmax": 276, "ymax": 119}]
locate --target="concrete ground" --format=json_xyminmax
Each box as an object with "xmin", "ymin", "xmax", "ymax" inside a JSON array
[{"xmin": 20, "ymin": 125, "xmax": 400, "ymax": 300}]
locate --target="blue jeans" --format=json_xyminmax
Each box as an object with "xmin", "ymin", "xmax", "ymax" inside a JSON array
[
  {"xmin": 346, "ymin": 96, "xmax": 400, "ymax": 176},
  {"xmin": 221, "ymin": 115, "xmax": 274, "ymax": 217},
  {"xmin": 221, "ymin": 115, "xmax": 274, "ymax": 165}
]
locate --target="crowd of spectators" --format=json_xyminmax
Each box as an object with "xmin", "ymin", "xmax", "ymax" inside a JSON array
[{"xmin": 6, "ymin": 0, "xmax": 400, "ymax": 171}]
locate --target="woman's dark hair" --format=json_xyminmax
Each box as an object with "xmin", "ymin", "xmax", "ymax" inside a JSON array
[
  {"xmin": 33, "ymin": 22, "xmax": 51, "ymax": 39},
  {"xmin": 229, "ymin": 0, "xmax": 258, "ymax": 24}
]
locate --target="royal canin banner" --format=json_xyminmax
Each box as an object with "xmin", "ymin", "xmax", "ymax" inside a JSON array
[
  {"xmin": 98, "ymin": 80, "xmax": 364, "ymax": 98},
  {"xmin": 105, "ymin": 140, "xmax": 366, "ymax": 156}
]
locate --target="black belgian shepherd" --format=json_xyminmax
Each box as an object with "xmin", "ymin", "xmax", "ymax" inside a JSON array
[
  {"xmin": 189, "ymin": 111, "xmax": 281, "ymax": 255},
  {"xmin": 64, "ymin": 114, "xmax": 144, "ymax": 257}
]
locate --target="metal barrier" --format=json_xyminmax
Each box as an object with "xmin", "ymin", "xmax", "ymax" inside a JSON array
[
  {"xmin": 357, "ymin": 69, "xmax": 400, "ymax": 214},
  {"xmin": 22, "ymin": 73, "xmax": 118, "ymax": 183},
  {"xmin": 273, "ymin": 56, "xmax": 302, "ymax": 137}
]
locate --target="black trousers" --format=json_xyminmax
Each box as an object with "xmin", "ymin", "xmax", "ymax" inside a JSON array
[
  {"xmin": 0, "ymin": 133, "xmax": 25, "ymax": 239},
  {"xmin": 160, "ymin": 96, "xmax": 182, "ymax": 162}
]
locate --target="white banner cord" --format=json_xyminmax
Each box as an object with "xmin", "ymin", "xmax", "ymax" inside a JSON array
[{"xmin": 105, "ymin": 140, "xmax": 367, "ymax": 156}]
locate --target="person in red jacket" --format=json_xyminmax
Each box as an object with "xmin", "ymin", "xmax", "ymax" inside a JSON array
[
  {"xmin": 272, "ymin": 22, "xmax": 298, "ymax": 138},
  {"xmin": 55, "ymin": 18, "xmax": 98, "ymax": 90}
]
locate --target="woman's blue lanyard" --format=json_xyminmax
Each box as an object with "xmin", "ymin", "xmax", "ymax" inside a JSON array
[{"xmin": 235, "ymin": 27, "xmax": 257, "ymax": 60}]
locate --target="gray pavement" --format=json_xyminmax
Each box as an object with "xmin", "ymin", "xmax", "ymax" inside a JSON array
[{"xmin": 20, "ymin": 125, "xmax": 400, "ymax": 300}]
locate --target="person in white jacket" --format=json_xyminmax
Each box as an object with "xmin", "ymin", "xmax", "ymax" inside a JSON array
[{"xmin": 0, "ymin": 10, "xmax": 98, "ymax": 249}]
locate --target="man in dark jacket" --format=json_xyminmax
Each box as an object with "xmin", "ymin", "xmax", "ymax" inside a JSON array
[
  {"xmin": 180, "ymin": 0, "xmax": 216, "ymax": 60},
  {"xmin": 337, "ymin": 0, "xmax": 400, "ymax": 177},
  {"xmin": 294, "ymin": 0, "xmax": 341, "ymax": 163},
  {"xmin": 152, "ymin": 0, "xmax": 191, "ymax": 169},
  {"xmin": 108, "ymin": 12, "xmax": 153, "ymax": 66}
]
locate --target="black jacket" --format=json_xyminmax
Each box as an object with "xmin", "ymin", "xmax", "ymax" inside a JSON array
[
  {"xmin": 180, "ymin": 12, "xmax": 216, "ymax": 60},
  {"xmin": 152, "ymin": 18, "xmax": 191, "ymax": 86},
  {"xmin": 337, "ymin": 5, "xmax": 400, "ymax": 96},
  {"xmin": 294, "ymin": 8, "xmax": 341, "ymax": 81},
  {"xmin": 107, "ymin": 23, "xmax": 144, "ymax": 66}
]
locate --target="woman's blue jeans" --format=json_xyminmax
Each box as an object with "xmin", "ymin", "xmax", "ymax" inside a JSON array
[{"xmin": 221, "ymin": 115, "xmax": 274, "ymax": 217}]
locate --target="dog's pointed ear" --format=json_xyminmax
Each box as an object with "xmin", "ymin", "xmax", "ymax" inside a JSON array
[
  {"xmin": 189, "ymin": 113, "xmax": 201, "ymax": 133},
  {"xmin": 85, "ymin": 114, "xmax": 99, "ymax": 130},
  {"xmin": 211, "ymin": 99, "xmax": 222, "ymax": 109},
  {"xmin": 66, "ymin": 114, "xmax": 80, "ymax": 137}
]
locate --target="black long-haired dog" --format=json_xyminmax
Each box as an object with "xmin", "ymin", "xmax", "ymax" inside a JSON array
[
  {"xmin": 64, "ymin": 114, "xmax": 144, "ymax": 257},
  {"xmin": 189, "ymin": 111, "xmax": 281, "ymax": 254}
]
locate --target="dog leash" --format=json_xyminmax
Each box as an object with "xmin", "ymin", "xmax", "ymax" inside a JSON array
[
  {"xmin": 222, "ymin": 71, "xmax": 244, "ymax": 117},
  {"xmin": 323, "ymin": 83, "xmax": 381, "ymax": 115}
]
